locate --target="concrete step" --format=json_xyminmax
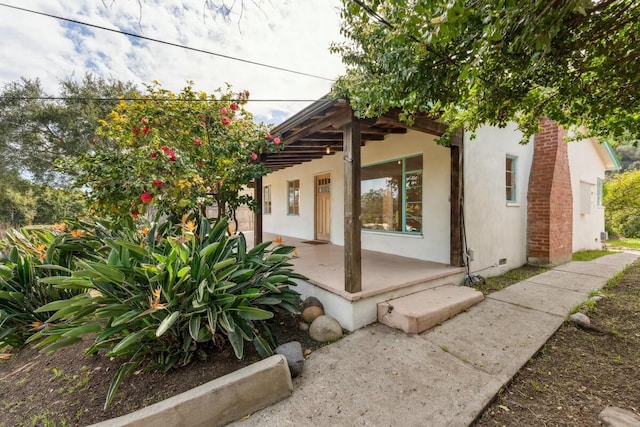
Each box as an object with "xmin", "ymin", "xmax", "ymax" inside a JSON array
[{"xmin": 377, "ymin": 284, "xmax": 484, "ymax": 334}]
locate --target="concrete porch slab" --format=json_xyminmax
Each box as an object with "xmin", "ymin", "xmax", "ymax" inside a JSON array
[{"xmin": 377, "ymin": 285, "xmax": 484, "ymax": 334}]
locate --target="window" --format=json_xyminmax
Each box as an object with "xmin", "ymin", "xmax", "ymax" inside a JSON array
[
  {"xmin": 597, "ymin": 178, "xmax": 604, "ymax": 207},
  {"xmin": 506, "ymin": 155, "xmax": 517, "ymax": 203},
  {"xmin": 361, "ymin": 155, "xmax": 423, "ymax": 233},
  {"xmin": 263, "ymin": 185, "xmax": 272, "ymax": 214},
  {"xmin": 287, "ymin": 180, "xmax": 300, "ymax": 215},
  {"xmin": 580, "ymin": 181, "xmax": 595, "ymax": 214}
]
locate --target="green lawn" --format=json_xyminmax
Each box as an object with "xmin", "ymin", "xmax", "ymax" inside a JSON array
[
  {"xmin": 572, "ymin": 250, "xmax": 615, "ymax": 261},
  {"xmin": 607, "ymin": 238, "xmax": 640, "ymax": 249}
]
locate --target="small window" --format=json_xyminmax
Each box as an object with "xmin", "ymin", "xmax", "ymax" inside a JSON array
[
  {"xmin": 506, "ymin": 156, "xmax": 517, "ymax": 203},
  {"xmin": 287, "ymin": 180, "xmax": 300, "ymax": 215},
  {"xmin": 263, "ymin": 185, "xmax": 272, "ymax": 214},
  {"xmin": 597, "ymin": 178, "xmax": 604, "ymax": 207}
]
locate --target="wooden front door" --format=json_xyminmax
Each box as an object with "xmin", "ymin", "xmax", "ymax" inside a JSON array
[{"xmin": 315, "ymin": 173, "xmax": 331, "ymax": 241}]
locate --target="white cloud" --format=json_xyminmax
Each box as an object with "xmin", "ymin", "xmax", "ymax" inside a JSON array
[{"xmin": 0, "ymin": 0, "xmax": 346, "ymax": 123}]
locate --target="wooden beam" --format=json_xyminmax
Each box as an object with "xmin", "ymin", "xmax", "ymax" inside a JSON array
[
  {"xmin": 343, "ymin": 114, "xmax": 362, "ymax": 293},
  {"xmin": 378, "ymin": 109, "xmax": 449, "ymax": 137},
  {"xmin": 281, "ymin": 106, "xmax": 351, "ymax": 144},
  {"xmin": 254, "ymin": 177, "xmax": 263, "ymax": 247},
  {"xmin": 450, "ymin": 136, "xmax": 464, "ymax": 267}
]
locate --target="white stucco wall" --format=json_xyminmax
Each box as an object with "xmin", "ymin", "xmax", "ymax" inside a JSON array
[
  {"xmin": 262, "ymin": 130, "xmax": 451, "ymax": 263},
  {"xmin": 567, "ymin": 139, "xmax": 608, "ymax": 251},
  {"xmin": 463, "ymin": 124, "xmax": 534, "ymax": 277}
]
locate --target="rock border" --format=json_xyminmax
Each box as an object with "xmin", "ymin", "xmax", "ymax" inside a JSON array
[{"xmin": 89, "ymin": 355, "xmax": 292, "ymax": 427}]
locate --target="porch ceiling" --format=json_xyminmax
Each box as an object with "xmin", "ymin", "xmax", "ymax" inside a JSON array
[{"xmin": 263, "ymin": 96, "xmax": 453, "ymax": 171}]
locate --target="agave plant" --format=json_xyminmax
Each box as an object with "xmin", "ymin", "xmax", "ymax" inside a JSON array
[{"xmin": 30, "ymin": 216, "xmax": 303, "ymax": 408}]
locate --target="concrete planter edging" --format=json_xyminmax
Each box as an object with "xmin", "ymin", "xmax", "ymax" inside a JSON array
[{"xmin": 90, "ymin": 354, "xmax": 293, "ymax": 427}]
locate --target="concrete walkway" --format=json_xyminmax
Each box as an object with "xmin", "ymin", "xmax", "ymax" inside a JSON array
[{"xmin": 230, "ymin": 252, "xmax": 638, "ymax": 427}]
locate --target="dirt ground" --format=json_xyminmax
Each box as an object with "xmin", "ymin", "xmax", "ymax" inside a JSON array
[
  {"xmin": 475, "ymin": 260, "xmax": 640, "ymax": 426},
  {"xmin": 0, "ymin": 311, "xmax": 325, "ymax": 427}
]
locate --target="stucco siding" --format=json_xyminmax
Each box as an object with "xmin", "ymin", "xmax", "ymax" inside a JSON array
[
  {"xmin": 463, "ymin": 124, "xmax": 534, "ymax": 277},
  {"xmin": 262, "ymin": 130, "xmax": 451, "ymax": 263},
  {"xmin": 567, "ymin": 139, "xmax": 607, "ymax": 251}
]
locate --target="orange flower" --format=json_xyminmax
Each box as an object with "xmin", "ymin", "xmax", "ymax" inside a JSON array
[
  {"xmin": 273, "ymin": 236, "xmax": 283, "ymax": 244},
  {"xmin": 148, "ymin": 287, "xmax": 165, "ymax": 311},
  {"xmin": 53, "ymin": 223, "xmax": 66, "ymax": 232},
  {"xmin": 71, "ymin": 230, "xmax": 85, "ymax": 238},
  {"xmin": 183, "ymin": 220, "xmax": 197, "ymax": 233},
  {"xmin": 181, "ymin": 214, "xmax": 189, "ymax": 224},
  {"xmin": 138, "ymin": 227, "xmax": 150, "ymax": 236}
]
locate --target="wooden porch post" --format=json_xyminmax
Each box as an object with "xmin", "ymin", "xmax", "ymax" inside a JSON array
[
  {"xmin": 254, "ymin": 177, "xmax": 263, "ymax": 247},
  {"xmin": 343, "ymin": 114, "xmax": 362, "ymax": 293},
  {"xmin": 450, "ymin": 130, "xmax": 464, "ymax": 267}
]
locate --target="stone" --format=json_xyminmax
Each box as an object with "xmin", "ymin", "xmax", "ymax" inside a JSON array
[
  {"xmin": 299, "ymin": 322, "xmax": 309, "ymax": 332},
  {"xmin": 598, "ymin": 406, "xmax": 640, "ymax": 427},
  {"xmin": 301, "ymin": 305, "xmax": 324, "ymax": 323},
  {"xmin": 274, "ymin": 341, "xmax": 304, "ymax": 378},
  {"xmin": 569, "ymin": 312, "xmax": 591, "ymax": 328},
  {"xmin": 304, "ymin": 349, "xmax": 312, "ymax": 357},
  {"xmin": 309, "ymin": 315, "xmax": 343, "ymax": 343},
  {"xmin": 302, "ymin": 296, "xmax": 324, "ymax": 311}
]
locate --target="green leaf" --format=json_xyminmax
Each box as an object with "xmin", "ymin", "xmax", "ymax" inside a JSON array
[
  {"xmin": 189, "ymin": 315, "xmax": 201, "ymax": 341},
  {"xmin": 156, "ymin": 311, "xmax": 180, "ymax": 337},
  {"xmin": 105, "ymin": 361, "xmax": 141, "ymax": 409},
  {"xmin": 41, "ymin": 336, "xmax": 82, "ymax": 354},
  {"xmin": 61, "ymin": 324, "xmax": 102, "ymax": 338},
  {"xmin": 207, "ymin": 307, "xmax": 218, "ymax": 333},
  {"xmin": 212, "ymin": 258, "xmax": 235, "ymax": 272},
  {"xmin": 235, "ymin": 306, "xmax": 274, "ymax": 321},
  {"xmin": 35, "ymin": 298, "xmax": 78, "ymax": 313},
  {"xmin": 109, "ymin": 330, "xmax": 147, "ymax": 355},
  {"xmin": 227, "ymin": 327, "xmax": 244, "ymax": 359},
  {"xmin": 253, "ymin": 336, "xmax": 273, "ymax": 358}
]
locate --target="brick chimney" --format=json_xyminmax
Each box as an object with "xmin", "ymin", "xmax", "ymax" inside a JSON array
[{"xmin": 527, "ymin": 118, "xmax": 573, "ymax": 265}]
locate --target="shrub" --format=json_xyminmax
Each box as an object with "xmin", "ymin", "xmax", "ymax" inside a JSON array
[
  {"xmin": 0, "ymin": 224, "xmax": 98, "ymax": 348},
  {"xmin": 29, "ymin": 216, "xmax": 302, "ymax": 408}
]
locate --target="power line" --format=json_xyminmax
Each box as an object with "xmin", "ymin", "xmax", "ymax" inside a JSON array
[
  {"xmin": 0, "ymin": 96, "xmax": 320, "ymax": 103},
  {"xmin": 0, "ymin": 2, "xmax": 336, "ymax": 82}
]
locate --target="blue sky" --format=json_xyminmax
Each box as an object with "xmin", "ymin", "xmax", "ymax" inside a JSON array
[{"xmin": 0, "ymin": 0, "xmax": 345, "ymax": 124}]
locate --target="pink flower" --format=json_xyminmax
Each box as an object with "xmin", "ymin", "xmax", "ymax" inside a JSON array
[
  {"xmin": 131, "ymin": 209, "xmax": 140, "ymax": 216},
  {"xmin": 220, "ymin": 107, "xmax": 228, "ymax": 115},
  {"xmin": 197, "ymin": 161, "xmax": 204, "ymax": 167},
  {"xmin": 199, "ymin": 121, "xmax": 206, "ymax": 127},
  {"xmin": 221, "ymin": 117, "xmax": 231, "ymax": 126},
  {"xmin": 194, "ymin": 138, "xmax": 201, "ymax": 146},
  {"xmin": 150, "ymin": 152, "xmax": 157, "ymax": 159},
  {"xmin": 217, "ymin": 180, "xmax": 223, "ymax": 187},
  {"xmin": 142, "ymin": 126, "xmax": 150, "ymax": 135},
  {"xmin": 152, "ymin": 180, "xmax": 163, "ymax": 187},
  {"xmin": 168, "ymin": 151, "xmax": 176, "ymax": 162},
  {"xmin": 251, "ymin": 152, "xmax": 258, "ymax": 161},
  {"xmin": 161, "ymin": 146, "xmax": 170, "ymax": 152},
  {"xmin": 230, "ymin": 103, "xmax": 238, "ymax": 111},
  {"xmin": 244, "ymin": 90, "xmax": 250, "ymax": 98},
  {"xmin": 141, "ymin": 117, "xmax": 148, "ymax": 124},
  {"xmin": 140, "ymin": 192, "xmax": 153, "ymax": 203},
  {"xmin": 273, "ymin": 137, "xmax": 281, "ymax": 145},
  {"xmin": 265, "ymin": 133, "xmax": 273, "ymax": 141},
  {"xmin": 132, "ymin": 128, "xmax": 140, "ymax": 135}
]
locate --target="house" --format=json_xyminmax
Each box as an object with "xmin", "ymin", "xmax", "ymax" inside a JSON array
[{"xmin": 250, "ymin": 97, "xmax": 619, "ymax": 332}]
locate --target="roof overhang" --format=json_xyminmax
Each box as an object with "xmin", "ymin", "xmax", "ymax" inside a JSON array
[
  {"xmin": 263, "ymin": 96, "xmax": 457, "ymax": 172},
  {"xmin": 590, "ymin": 138, "xmax": 621, "ymax": 171}
]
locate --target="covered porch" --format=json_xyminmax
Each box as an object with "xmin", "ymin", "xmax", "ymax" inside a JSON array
[{"xmin": 250, "ymin": 96, "xmax": 468, "ymax": 330}]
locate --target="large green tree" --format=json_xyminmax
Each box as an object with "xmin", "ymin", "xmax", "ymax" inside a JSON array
[
  {"xmin": 0, "ymin": 73, "xmax": 139, "ymax": 185},
  {"xmin": 332, "ymin": 0, "xmax": 639, "ymax": 144}
]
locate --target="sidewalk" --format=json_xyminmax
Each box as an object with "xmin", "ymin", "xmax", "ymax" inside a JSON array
[{"xmin": 230, "ymin": 252, "xmax": 638, "ymax": 427}]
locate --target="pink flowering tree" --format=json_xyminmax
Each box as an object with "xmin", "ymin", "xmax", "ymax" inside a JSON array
[{"xmin": 62, "ymin": 82, "xmax": 282, "ymax": 222}]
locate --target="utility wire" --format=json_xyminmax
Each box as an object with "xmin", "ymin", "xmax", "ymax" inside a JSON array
[
  {"xmin": 0, "ymin": 96, "xmax": 319, "ymax": 103},
  {"xmin": 0, "ymin": 2, "xmax": 336, "ymax": 82}
]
